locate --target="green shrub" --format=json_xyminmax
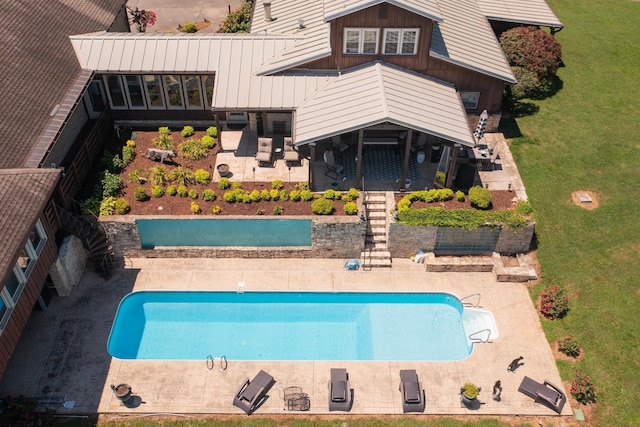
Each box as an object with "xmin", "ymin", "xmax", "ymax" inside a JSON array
[
  {"xmin": 172, "ymin": 167, "xmax": 194, "ymax": 186},
  {"xmin": 294, "ymin": 182, "xmax": 309, "ymax": 191},
  {"xmin": 149, "ymin": 165, "xmax": 168, "ymax": 186},
  {"xmin": 190, "ymin": 201, "xmax": 201, "ymax": 214},
  {"xmin": 126, "ymin": 139, "xmax": 136, "ymax": 148},
  {"xmin": 110, "ymin": 154, "xmax": 124, "ymax": 172},
  {"xmin": 300, "ymin": 189, "xmax": 313, "ymax": 201},
  {"xmin": 221, "ymin": 1, "xmax": 252, "ymax": 33},
  {"xmin": 194, "ymin": 169, "xmax": 211, "ymax": 185},
  {"xmin": 269, "ymin": 189, "xmax": 280, "ymax": 201},
  {"xmin": 167, "ymin": 185, "xmax": 177, "ymax": 196},
  {"xmin": 177, "ymin": 185, "xmax": 188, "ymax": 197},
  {"xmin": 249, "ymin": 190, "xmax": 261, "ymax": 202},
  {"xmin": 151, "ymin": 185, "xmax": 164, "ymax": 198},
  {"xmin": 571, "ymin": 371, "xmax": 596, "ymax": 405},
  {"xmin": 115, "ymin": 198, "xmax": 130, "ymax": 215},
  {"xmin": 134, "ymin": 186, "xmax": 149, "ymax": 201},
  {"xmin": 510, "ymin": 67, "xmax": 542, "ymax": 100},
  {"xmin": 201, "ymin": 135, "xmax": 216, "ymax": 149},
  {"xmin": 81, "ymin": 191, "xmax": 102, "ymax": 216},
  {"xmin": 346, "ymin": 188, "xmax": 360, "ymax": 201},
  {"xmin": 122, "ymin": 145, "xmax": 136, "ymax": 166},
  {"xmin": 260, "ymin": 189, "xmax": 271, "ymax": 201},
  {"xmin": 256, "ymin": 209, "xmax": 265, "ymax": 215},
  {"xmin": 152, "ymin": 133, "xmax": 174, "ymax": 150},
  {"xmin": 158, "ymin": 126, "xmax": 171, "ymax": 136},
  {"xmin": 540, "ymin": 285, "xmax": 569, "ymax": 319},
  {"xmin": 188, "ymin": 189, "xmax": 198, "ymax": 199},
  {"xmin": 324, "ymin": 189, "xmax": 337, "ymax": 200},
  {"xmin": 273, "ymin": 205, "xmax": 284, "ymax": 215},
  {"xmin": 182, "ymin": 22, "xmax": 197, "ymax": 33},
  {"xmin": 456, "ymin": 190, "xmax": 465, "ymax": 202},
  {"xmin": 397, "ymin": 206, "xmax": 530, "ymax": 230},
  {"xmin": 271, "ymin": 179, "xmax": 284, "ymax": 190},
  {"xmin": 289, "ymin": 190, "xmax": 301, "ymax": 201},
  {"xmin": 558, "ymin": 336, "xmax": 581, "ymax": 358},
  {"xmin": 202, "ymin": 189, "xmax": 216, "ymax": 202},
  {"xmin": 241, "ymin": 193, "xmax": 252, "ymax": 203},
  {"xmin": 223, "ymin": 191, "xmax": 236, "ymax": 203},
  {"xmin": 218, "ymin": 177, "xmax": 230, "ymax": 189},
  {"xmin": 312, "ymin": 197, "xmax": 334, "ymax": 215},
  {"xmin": 344, "ymin": 201, "xmax": 358, "ymax": 215},
  {"xmin": 206, "ymin": 126, "xmax": 218, "ymax": 138},
  {"xmin": 181, "ymin": 125, "xmax": 195, "ymax": 137},
  {"xmin": 468, "ymin": 186, "xmax": 492, "ymax": 209},
  {"xmin": 101, "ymin": 171, "xmax": 123, "ymax": 197},
  {"xmin": 211, "ymin": 205, "xmax": 222, "ymax": 215},
  {"xmin": 279, "ymin": 189, "xmax": 289, "ymax": 201},
  {"xmin": 232, "ymin": 181, "xmax": 243, "ymax": 189},
  {"xmin": 99, "ymin": 196, "xmax": 116, "ymax": 216},
  {"xmin": 179, "ymin": 138, "xmax": 207, "ymax": 160}
]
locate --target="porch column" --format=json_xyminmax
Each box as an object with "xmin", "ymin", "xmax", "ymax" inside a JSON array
[
  {"xmin": 445, "ymin": 145, "xmax": 460, "ymax": 188},
  {"xmin": 262, "ymin": 111, "xmax": 269, "ymax": 137},
  {"xmin": 355, "ymin": 129, "xmax": 364, "ymax": 190},
  {"xmin": 400, "ymin": 129, "xmax": 413, "ymax": 191},
  {"xmin": 309, "ymin": 142, "xmax": 316, "ymax": 191},
  {"xmin": 214, "ymin": 113, "xmax": 222, "ymax": 151}
]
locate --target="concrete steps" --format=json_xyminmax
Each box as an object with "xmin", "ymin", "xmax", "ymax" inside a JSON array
[{"xmin": 361, "ymin": 192, "xmax": 392, "ymax": 269}]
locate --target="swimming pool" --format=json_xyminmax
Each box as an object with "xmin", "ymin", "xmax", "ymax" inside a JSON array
[{"xmin": 108, "ymin": 291, "xmax": 473, "ymax": 361}]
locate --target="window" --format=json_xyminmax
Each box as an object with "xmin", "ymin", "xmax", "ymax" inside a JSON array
[
  {"xmin": 202, "ymin": 75, "xmax": 215, "ymax": 108},
  {"xmin": 124, "ymin": 75, "xmax": 147, "ymax": 109},
  {"xmin": 344, "ymin": 28, "xmax": 379, "ymax": 54},
  {"xmin": 460, "ymin": 92, "xmax": 480, "ymax": 110},
  {"xmin": 86, "ymin": 80, "xmax": 106, "ymax": 118},
  {"xmin": 183, "ymin": 75, "xmax": 203, "ymax": 109},
  {"xmin": 164, "ymin": 75, "xmax": 185, "ymax": 109},
  {"xmin": 103, "ymin": 75, "xmax": 127, "ymax": 109},
  {"xmin": 144, "ymin": 75, "xmax": 165, "ymax": 109},
  {"xmin": 383, "ymin": 29, "xmax": 419, "ymax": 55}
]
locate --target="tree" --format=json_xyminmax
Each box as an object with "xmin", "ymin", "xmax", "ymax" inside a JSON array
[
  {"xmin": 500, "ymin": 27, "xmax": 562, "ymax": 79},
  {"xmin": 221, "ymin": 1, "xmax": 253, "ymax": 33}
]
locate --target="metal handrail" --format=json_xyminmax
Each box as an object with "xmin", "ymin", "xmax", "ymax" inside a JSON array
[
  {"xmin": 460, "ymin": 293, "xmax": 481, "ymax": 308},
  {"xmin": 220, "ymin": 355, "xmax": 228, "ymax": 371},
  {"xmin": 469, "ymin": 329, "xmax": 492, "ymax": 343},
  {"xmin": 206, "ymin": 354, "xmax": 214, "ymax": 370}
]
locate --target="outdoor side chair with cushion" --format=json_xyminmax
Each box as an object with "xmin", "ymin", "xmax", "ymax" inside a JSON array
[
  {"xmin": 232, "ymin": 370, "xmax": 276, "ymax": 415},
  {"xmin": 517, "ymin": 376, "xmax": 566, "ymax": 415},
  {"xmin": 399, "ymin": 369, "xmax": 426, "ymax": 413},
  {"xmin": 328, "ymin": 368, "xmax": 353, "ymax": 411},
  {"xmin": 323, "ymin": 150, "xmax": 344, "ymax": 179},
  {"xmin": 255, "ymin": 137, "xmax": 274, "ymax": 166},
  {"xmin": 283, "ymin": 137, "xmax": 302, "ymax": 165}
]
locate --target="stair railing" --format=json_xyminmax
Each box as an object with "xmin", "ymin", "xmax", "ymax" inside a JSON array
[
  {"xmin": 460, "ymin": 293, "xmax": 482, "ymax": 308},
  {"xmin": 469, "ymin": 329, "xmax": 492, "ymax": 343}
]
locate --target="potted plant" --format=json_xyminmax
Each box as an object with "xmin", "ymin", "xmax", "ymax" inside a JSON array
[{"xmin": 461, "ymin": 382, "xmax": 481, "ymax": 408}]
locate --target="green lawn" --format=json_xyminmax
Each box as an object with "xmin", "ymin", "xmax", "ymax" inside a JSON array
[{"xmin": 505, "ymin": 0, "xmax": 640, "ymax": 425}]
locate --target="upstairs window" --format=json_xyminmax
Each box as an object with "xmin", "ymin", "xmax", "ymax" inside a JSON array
[
  {"xmin": 344, "ymin": 28, "xmax": 379, "ymax": 54},
  {"xmin": 383, "ymin": 29, "xmax": 419, "ymax": 55}
]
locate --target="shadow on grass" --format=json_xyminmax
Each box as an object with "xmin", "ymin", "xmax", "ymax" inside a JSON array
[
  {"xmin": 529, "ymin": 75, "xmax": 564, "ymax": 100},
  {"xmin": 498, "ymin": 118, "xmax": 522, "ymax": 139}
]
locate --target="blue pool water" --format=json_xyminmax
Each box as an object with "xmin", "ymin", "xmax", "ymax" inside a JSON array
[
  {"xmin": 108, "ymin": 292, "xmax": 472, "ymax": 361},
  {"xmin": 136, "ymin": 219, "xmax": 312, "ymax": 248}
]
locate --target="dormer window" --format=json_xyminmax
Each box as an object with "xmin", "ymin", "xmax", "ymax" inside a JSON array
[
  {"xmin": 383, "ymin": 29, "xmax": 419, "ymax": 55},
  {"xmin": 344, "ymin": 28, "xmax": 379, "ymax": 54}
]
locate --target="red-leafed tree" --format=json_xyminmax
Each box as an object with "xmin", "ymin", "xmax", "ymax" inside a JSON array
[{"xmin": 500, "ymin": 26, "xmax": 563, "ymax": 79}]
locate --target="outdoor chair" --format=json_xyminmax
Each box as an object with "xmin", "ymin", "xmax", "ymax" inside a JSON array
[
  {"xmin": 399, "ymin": 370, "xmax": 425, "ymax": 413},
  {"xmin": 283, "ymin": 386, "xmax": 311, "ymax": 411},
  {"xmin": 233, "ymin": 370, "xmax": 276, "ymax": 415},
  {"xmin": 332, "ymin": 135, "xmax": 349, "ymax": 153},
  {"xmin": 323, "ymin": 149, "xmax": 344, "ymax": 179},
  {"xmin": 283, "ymin": 137, "xmax": 302, "ymax": 165},
  {"xmin": 488, "ymin": 149, "xmax": 500, "ymax": 170},
  {"xmin": 255, "ymin": 137, "xmax": 274, "ymax": 166},
  {"xmin": 328, "ymin": 368, "xmax": 353, "ymax": 411},
  {"xmin": 517, "ymin": 376, "xmax": 566, "ymax": 414}
]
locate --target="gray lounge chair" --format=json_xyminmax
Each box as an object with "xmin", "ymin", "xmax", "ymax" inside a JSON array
[
  {"xmin": 283, "ymin": 137, "xmax": 302, "ymax": 165},
  {"xmin": 328, "ymin": 368, "xmax": 353, "ymax": 411},
  {"xmin": 323, "ymin": 150, "xmax": 343, "ymax": 179},
  {"xmin": 399, "ymin": 369, "xmax": 425, "ymax": 413},
  {"xmin": 517, "ymin": 376, "xmax": 566, "ymax": 415},
  {"xmin": 255, "ymin": 137, "xmax": 273, "ymax": 166},
  {"xmin": 233, "ymin": 370, "xmax": 276, "ymax": 415}
]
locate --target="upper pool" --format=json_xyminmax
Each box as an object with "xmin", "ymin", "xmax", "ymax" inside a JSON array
[{"xmin": 108, "ymin": 291, "xmax": 473, "ymax": 361}]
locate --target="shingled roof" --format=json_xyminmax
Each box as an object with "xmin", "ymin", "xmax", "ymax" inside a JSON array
[
  {"xmin": 0, "ymin": 0, "xmax": 125, "ymax": 169},
  {"xmin": 0, "ymin": 169, "xmax": 60, "ymax": 285}
]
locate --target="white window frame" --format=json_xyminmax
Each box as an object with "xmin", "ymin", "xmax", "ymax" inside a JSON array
[
  {"xmin": 123, "ymin": 75, "xmax": 147, "ymax": 110},
  {"xmin": 343, "ymin": 28, "xmax": 379, "ymax": 54},
  {"xmin": 202, "ymin": 75, "xmax": 215, "ymax": 108},
  {"xmin": 163, "ymin": 75, "xmax": 186, "ymax": 110},
  {"xmin": 103, "ymin": 75, "xmax": 128, "ymax": 110},
  {"xmin": 460, "ymin": 92, "xmax": 480, "ymax": 110},
  {"xmin": 182, "ymin": 75, "xmax": 204, "ymax": 110},
  {"xmin": 143, "ymin": 75, "xmax": 166, "ymax": 110},
  {"xmin": 383, "ymin": 29, "xmax": 419, "ymax": 55},
  {"xmin": 0, "ymin": 288, "xmax": 16, "ymax": 332}
]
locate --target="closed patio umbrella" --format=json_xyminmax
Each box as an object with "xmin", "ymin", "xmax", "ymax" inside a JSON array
[{"xmin": 473, "ymin": 109, "xmax": 488, "ymax": 145}]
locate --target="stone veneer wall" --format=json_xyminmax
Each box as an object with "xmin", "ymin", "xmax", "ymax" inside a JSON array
[
  {"xmin": 102, "ymin": 215, "xmax": 366, "ymax": 259},
  {"xmin": 388, "ymin": 222, "xmax": 535, "ymax": 257}
]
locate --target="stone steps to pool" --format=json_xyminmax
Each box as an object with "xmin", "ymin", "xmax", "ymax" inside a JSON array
[{"xmin": 361, "ymin": 191, "xmax": 392, "ymax": 269}]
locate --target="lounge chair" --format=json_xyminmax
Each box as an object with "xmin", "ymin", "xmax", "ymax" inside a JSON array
[
  {"xmin": 328, "ymin": 368, "xmax": 353, "ymax": 411},
  {"xmin": 255, "ymin": 137, "xmax": 273, "ymax": 166},
  {"xmin": 399, "ymin": 369, "xmax": 425, "ymax": 413},
  {"xmin": 283, "ymin": 137, "xmax": 302, "ymax": 165},
  {"xmin": 232, "ymin": 370, "xmax": 276, "ymax": 415},
  {"xmin": 323, "ymin": 150, "xmax": 343, "ymax": 179},
  {"xmin": 332, "ymin": 135, "xmax": 349, "ymax": 153},
  {"xmin": 283, "ymin": 386, "xmax": 311, "ymax": 411},
  {"xmin": 517, "ymin": 376, "xmax": 566, "ymax": 415}
]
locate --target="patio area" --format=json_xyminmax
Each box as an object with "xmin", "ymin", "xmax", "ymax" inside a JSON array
[
  {"xmin": 0, "ymin": 258, "xmax": 570, "ymax": 419},
  {"xmin": 215, "ymin": 128, "xmax": 525, "ymax": 198}
]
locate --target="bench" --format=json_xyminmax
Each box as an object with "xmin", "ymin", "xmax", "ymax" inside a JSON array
[{"xmin": 363, "ymin": 137, "xmax": 398, "ymax": 145}]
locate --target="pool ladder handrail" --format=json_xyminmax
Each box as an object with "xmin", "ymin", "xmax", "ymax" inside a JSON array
[
  {"xmin": 460, "ymin": 293, "xmax": 482, "ymax": 308},
  {"xmin": 469, "ymin": 328, "xmax": 492, "ymax": 343},
  {"xmin": 206, "ymin": 355, "xmax": 228, "ymax": 371}
]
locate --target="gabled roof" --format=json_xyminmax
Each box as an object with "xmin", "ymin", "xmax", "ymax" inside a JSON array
[
  {"xmin": 323, "ymin": 0, "xmax": 443, "ymax": 23},
  {"xmin": 0, "ymin": 169, "xmax": 60, "ymax": 285},
  {"xmin": 294, "ymin": 62, "xmax": 475, "ymax": 147},
  {"xmin": 479, "ymin": 0, "xmax": 563, "ymax": 28},
  {"xmin": 430, "ymin": 0, "xmax": 516, "ymax": 83},
  {"xmin": 0, "ymin": 0, "xmax": 125, "ymax": 168}
]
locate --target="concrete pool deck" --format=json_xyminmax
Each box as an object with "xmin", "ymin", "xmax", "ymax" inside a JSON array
[{"xmin": 0, "ymin": 258, "xmax": 572, "ymax": 419}]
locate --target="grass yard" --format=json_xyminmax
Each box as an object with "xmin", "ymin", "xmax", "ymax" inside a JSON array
[{"xmin": 505, "ymin": 0, "xmax": 640, "ymax": 425}]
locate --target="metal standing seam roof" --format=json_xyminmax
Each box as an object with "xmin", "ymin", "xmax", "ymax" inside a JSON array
[
  {"xmin": 294, "ymin": 62, "xmax": 475, "ymax": 147},
  {"xmin": 323, "ymin": 0, "xmax": 444, "ymax": 23},
  {"xmin": 430, "ymin": 0, "xmax": 516, "ymax": 83},
  {"xmin": 0, "ymin": 169, "xmax": 60, "ymax": 286},
  {"xmin": 479, "ymin": 0, "xmax": 563, "ymax": 28}
]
